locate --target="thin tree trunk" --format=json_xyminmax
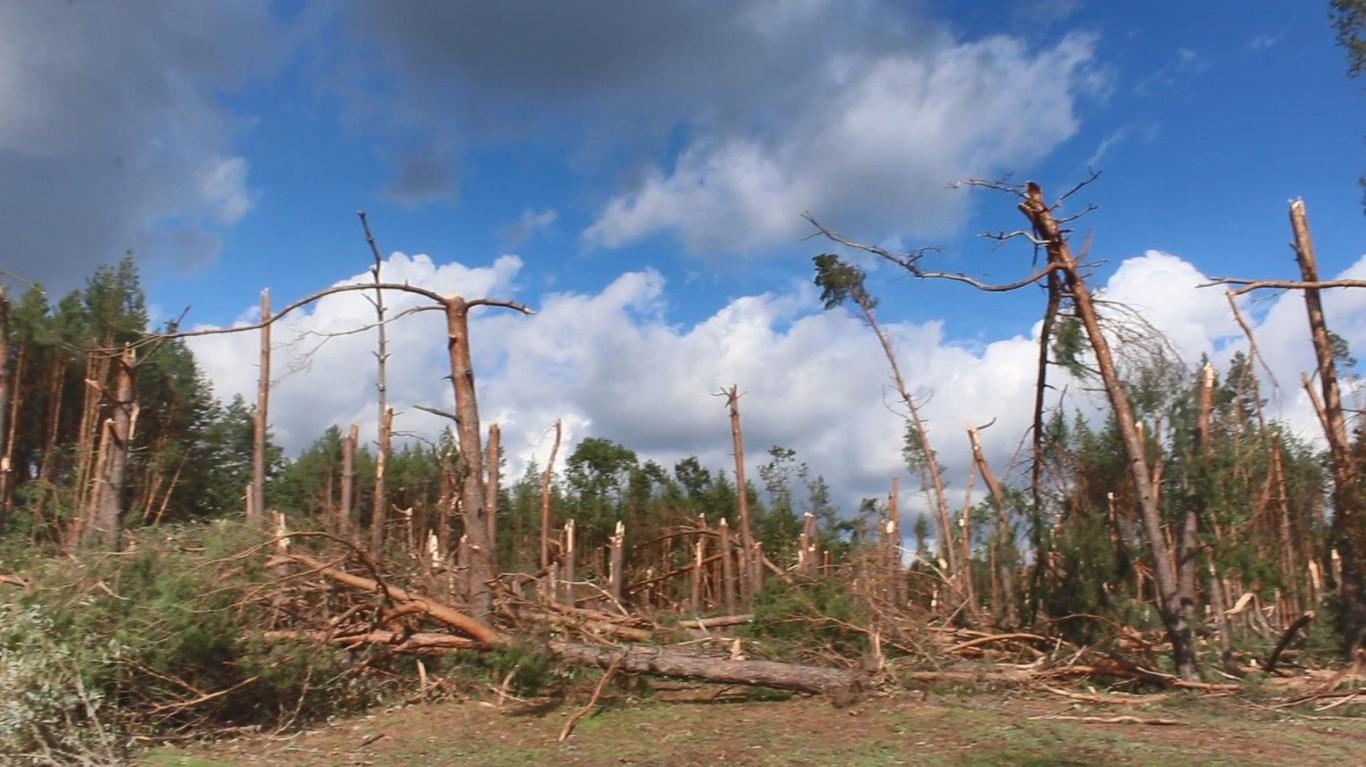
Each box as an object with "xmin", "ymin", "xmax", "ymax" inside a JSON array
[
  {"xmin": 340, "ymin": 423, "xmax": 357, "ymax": 539},
  {"xmin": 724, "ymin": 385, "xmax": 760, "ymax": 599},
  {"xmin": 541, "ymin": 418, "xmax": 562, "ymax": 571},
  {"xmin": 609, "ymin": 520, "xmax": 625, "ymax": 603},
  {"xmin": 0, "ymin": 288, "xmax": 11, "ymax": 528},
  {"xmin": 967, "ymin": 425, "xmax": 1016, "ymax": 627},
  {"xmin": 719, "ymin": 517, "xmax": 737, "ymax": 614},
  {"xmin": 358, "ymin": 212, "xmax": 391, "ymax": 550},
  {"xmin": 1018, "ymin": 182, "xmax": 1199, "ymax": 679},
  {"xmin": 691, "ymin": 515, "xmax": 707, "ymax": 612},
  {"xmin": 485, "ymin": 422, "xmax": 500, "ymax": 554},
  {"xmin": 251, "ymin": 289, "xmax": 270, "ymax": 525},
  {"xmin": 1288, "ymin": 199, "xmax": 1364, "ymax": 656},
  {"xmin": 371, "ymin": 405, "xmax": 393, "ymax": 554},
  {"xmin": 562, "ymin": 518, "xmax": 576, "ymax": 607}
]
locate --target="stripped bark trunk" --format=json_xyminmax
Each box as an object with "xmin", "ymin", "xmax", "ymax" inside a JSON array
[
  {"xmin": 1289, "ymin": 199, "xmax": 1364, "ymax": 656},
  {"xmin": 967, "ymin": 426, "xmax": 1016, "ymax": 627},
  {"xmin": 444, "ymin": 298, "xmax": 497, "ymax": 617},
  {"xmin": 251, "ymin": 289, "xmax": 270, "ymax": 525},
  {"xmin": 359, "ymin": 211, "xmax": 392, "ymax": 548},
  {"xmin": 1018, "ymin": 182, "xmax": 1199, "ymax": 679},
  {"xmin": 371, "ymin": 406, "xmax": 393, "ymax": 553},
  {"xmin": 562, "ymin": 518, "xmax": 576, "ymax": 607},
  {"xmin": 608, "ymin": 520, "xmax": 625, "ymax": 602},
  {"xmin": 340, "ymin": 423, "xmax": 357, "ymax": 539},
  {"xmin": 724, "ymin": 386, "xmax": 760, "ymax": 599},
  {"xmin": 540, "ymin": 419, "xmax": 562, "ymax": 571},
  {"xmin": 485, "ymin": 422, "xmax": 500, "ymax": 554},
  {"xmin": 719, "ymin": 517, "xmax": 737, "ymax": 614},
  {"xmin": 691, "ymin": 515, "xmax": 707, "ymax": 612},
  {"xmin": 85, "ymin": 345, "xmax": 136, "ymax": 549}
]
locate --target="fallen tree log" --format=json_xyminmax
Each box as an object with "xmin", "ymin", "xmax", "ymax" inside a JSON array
[
  {"xmin": 274, "ymin": 553, "xmax": 504, "ymax": 645},
  {"xmin": 547, "ymin": 641, "xmax": 859, "ymax": 695}
]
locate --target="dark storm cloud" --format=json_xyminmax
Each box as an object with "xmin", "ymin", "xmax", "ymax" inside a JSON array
[{"xmin": 0, "ymin": 1, "xmax": 283, "ymax": 290}]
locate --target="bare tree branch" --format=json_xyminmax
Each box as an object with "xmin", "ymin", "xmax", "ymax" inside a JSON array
[{"xmin": 804, "ymin": 213, "xmax": 1059, "ymax": 292}]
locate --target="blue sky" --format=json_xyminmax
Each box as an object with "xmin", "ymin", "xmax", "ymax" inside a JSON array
[
  {"xmin": 4, "ymin": 1, "xmax": 1365, "ymax": 511},
  {"xmin": 148, "ymin": 0, "xmax": 1364, "ymax": 338}
]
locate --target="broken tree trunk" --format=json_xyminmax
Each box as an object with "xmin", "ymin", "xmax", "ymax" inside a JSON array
[
  {"xmin": 719, "ymin": 517, "xmax": 737, "ymax": 614},
  {"xmin": 85, "ymin": 345, "xmax": 137, "ymax": 549},
  {"xmin": 967, "ymin": 426, "xmax": 1015, "ymax": 627},
  {"xmin": 444, "ymin": 296, "xmax": 499, "ymax": 618},
  {"xmin": 371, "ymin": 406, "xmax": 393, "ymax": 554},
  {"xmin": 251, "ymin": 289, "xmax": 270, "ymax": 526},
  {"xmin": 1289, "ymin": 200, "xmax": 1364, "ymax": 656},
  {"xmin": 540, "ymin": 418, "xmax": 562, "ymax": 572},
  {"xmin": 1018, "ymin": 182, "xmax": 1199, "ymax": 680},
  {"xmin": 608, "ymin": 520, "xmax": 625, "ymax": 603},
  {"xmin": 485, "ymin": 422, "xmax": 501, "ymax": 554},
  {"xmin": 562, "ymin": 519, "xmax": 577, "ymax": 607},
  {"xmin": 340, "ymin": 423, "xmax": 357, "ymax": 539},
  {"xmin": 724, "ymin": 385, "xmax": 761, "ymax": 599}
]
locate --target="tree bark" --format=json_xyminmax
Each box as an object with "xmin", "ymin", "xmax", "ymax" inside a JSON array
[
  {"xmin": 608, "ymin": 520, "xmax": 625, "ymax": 603},
  {"xmin": 1018, "ymin": 182, "xmax": 1199, "ymax": 680},
  {"xmin": 968, "ymin": 425, "xmax": 1016, "ymax": 627},
  {"xmin": 251, "ymin": 289, "xmax": 270, "ymax": 525},
  {"xmin": 371, "ymin": 405, "xmax": 393, "ymax": 554},
  {"xmin": 85, "ymin": 345, "xmax": 136, "ymax": 549},
  {"xmin": 547, "ymin": 641, "xmax": 858, "ymax": 695},
  {"xmin": 540, "ymin": 418, "xmax": 562, "ymax": 571},
  {"xmin": 340, "ymin": 423, "xmax": 357, "ymax": 539},
  {"xmin": 719, "ymin": 517, "xmax": 737, "ymax": 614},
  {"xmin": 444, "ymin": 297, "xmax": 497, "ymax": 617},
  {"xmin": 1289, "ymin": 199, "xmax": 1364, "ymax": 656},
  {"xmin": 485, "ymin": 422, "xmax": 501, "ymax": 553},
  {"xmin": 724, "ymin": 385, "xmax": 760, "ymax": 599}
]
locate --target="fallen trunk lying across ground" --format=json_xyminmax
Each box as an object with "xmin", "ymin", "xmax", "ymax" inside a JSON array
[
  {"xmin": 275, "ymin": 551, "xmax": 860, "ymax": 697},
  {"xmin": 546, "ymin": 641, "xmax": 857, "ymax": 694}
]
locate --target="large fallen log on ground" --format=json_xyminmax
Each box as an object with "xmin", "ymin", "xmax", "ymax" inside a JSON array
[
  {"xmin": 274, "ymin": 552, "xmax": 857, "ymax": 697},
  {"xmin": 547, "ymin": 641, "xmax": 859, "ymax": 695}
]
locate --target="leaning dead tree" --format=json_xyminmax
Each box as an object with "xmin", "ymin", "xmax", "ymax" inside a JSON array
[
  {"xmin": 148, "ymin": 277, "xmax": 533, "ymax": 617},
  {"xmin": 807, "ymin": 175, "xmax": 1201, "ymax": 679},
  {"xmin": 1205, "ymin": 198, "xmax": 1365, "ymax": 657},
  {"xmin": 812, "ymin": 254, "xmax": 958, "ymax": 605}
]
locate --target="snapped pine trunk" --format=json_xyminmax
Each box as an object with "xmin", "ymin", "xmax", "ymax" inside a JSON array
[
  {"xmin": 1289, "ymin": 200, "xmax": 1365, "ymax": 656},
  {"xmin": 85, "ymin": 345, "xmax": 137, "ymax": 549},
  {"xmin": 1018, "ymin": 181, "xmax": 1199, "ymax": 680},
  {"xmin": 251, "ymin": 289, "xmax": 270, "ymax": 526}
]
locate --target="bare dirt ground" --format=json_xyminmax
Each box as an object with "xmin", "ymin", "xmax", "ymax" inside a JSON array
[{"xmin": 143, "ymin": 688, "xmax": 1364, "ymax": 767}]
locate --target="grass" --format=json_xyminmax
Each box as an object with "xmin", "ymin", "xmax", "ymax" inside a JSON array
[{"xmin": 140, "ymin": 689, "xmax": 1364, "ymax": 767}]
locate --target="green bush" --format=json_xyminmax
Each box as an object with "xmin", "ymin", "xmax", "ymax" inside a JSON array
[
  {"xmin": 744, "ymin": 577, "xmax": 870, "ymax": 659},
  {"xmin": 0, "ymin": 521, "xmax": 383, "ymax": 763}
]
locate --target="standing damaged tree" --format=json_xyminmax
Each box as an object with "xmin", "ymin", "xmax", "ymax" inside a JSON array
[
  {"xmin": 1209, "ymin": 198, "xmax": 1366, "ymax": 657},
  {"xmin": 151, "ymin": 276, "xmax": 532, "ymax": 618},
  {"xmin": 811, "ymin": 254, "xmax": 962, "ymax": 608},
  {"xmin": 808, "ymin": 176, "xmax": 1201, "ymax": 679}
]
